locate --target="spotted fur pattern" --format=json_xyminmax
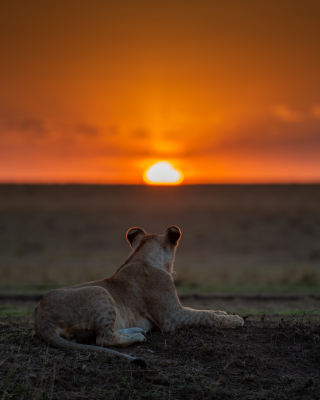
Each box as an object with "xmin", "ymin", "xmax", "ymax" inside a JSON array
[{"xmin": 34, "ymin": 226, "xmax": 244, "ymax": 366}]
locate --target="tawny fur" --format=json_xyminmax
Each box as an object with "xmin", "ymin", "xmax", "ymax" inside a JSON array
[{"xmin": 34, "ymin": 226, "xmax": 244, "ymax": 367}]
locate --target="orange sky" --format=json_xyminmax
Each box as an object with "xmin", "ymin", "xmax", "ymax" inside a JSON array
[{"xmin": 1, "ymin": 0, "xmax": 320, "ymax": 183}]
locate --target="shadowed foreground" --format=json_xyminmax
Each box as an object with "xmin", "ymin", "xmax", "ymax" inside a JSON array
[{"xmin": 0, "ymin": 315, "xmax": 319, "ymax": 399}]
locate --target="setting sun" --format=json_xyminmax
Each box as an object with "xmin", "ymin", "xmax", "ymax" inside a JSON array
[{"xmin": 143, "ymin": 162, "xmax": 184, "ymax": 185}]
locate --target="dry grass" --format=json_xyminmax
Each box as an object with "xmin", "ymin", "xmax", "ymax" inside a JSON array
[
  {"xmin": 1, "ymin": 184, "xmax": 320, "ymax": 288},
  {"xmin": 1, "ymin": 293, "xmax": 320, "ymax": 319}
]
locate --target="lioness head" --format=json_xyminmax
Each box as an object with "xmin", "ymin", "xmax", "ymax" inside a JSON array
[{"xmin": 126, "ymin": 226, "xmax": 181, "ymax": 274}]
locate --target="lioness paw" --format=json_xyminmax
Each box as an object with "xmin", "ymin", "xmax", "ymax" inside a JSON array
[
  {"xmin": 217, "ymin": 314, "xmax": 244, "ymax": 327},
  {"xmin": 131, "ymin": 328, "xmax": 147, "ymax": 335},
  {"xmin": 227, "ymin": 315, "xmax": 244, "ymax": 327},
  {"xmin": 132, "ymin": 333, "xmax": 147, "ymax": 343},
  {"xmin": 213, "ymin": 310, "xmax": 228, "ymax": 316},
  {"xmin": 117, "ymin": 327, "xmax": 147, "ymax": 336}
]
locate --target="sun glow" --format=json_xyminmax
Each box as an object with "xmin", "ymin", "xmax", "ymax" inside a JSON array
[{"xmin": 143, "ymin": 161, "xmax": 184, "ymax": 185}]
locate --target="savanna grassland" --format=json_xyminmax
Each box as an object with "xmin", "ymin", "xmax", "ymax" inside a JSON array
[
  {"xmin": 1, "ymin": 185, "xmax": 320, "ymax": 399},
  {"xmin": 1, "ymin": 184, "xmax": 320, "ymax": 289}
]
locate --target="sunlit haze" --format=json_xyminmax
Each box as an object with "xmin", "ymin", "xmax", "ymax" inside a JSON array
[{"xmin": 1, "ymin": 1, "xmax": 320, "ymax": 183}]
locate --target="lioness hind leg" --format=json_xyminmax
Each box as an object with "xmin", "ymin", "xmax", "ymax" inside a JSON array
[{"xmin": 97, "ymin": 331, "xmax": 146, "ymax": 348}]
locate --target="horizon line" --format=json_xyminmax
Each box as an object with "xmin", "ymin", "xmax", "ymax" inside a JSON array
[{"xmin": 1, "ymin": 182, "xmax": 320, "ymax": 186}]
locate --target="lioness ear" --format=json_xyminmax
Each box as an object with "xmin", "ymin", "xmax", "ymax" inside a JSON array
[
  {"xmin": 164, "ymin": 226, "xmax": 181, "ymax": 246},
  {"xmin": 126, "ymin": 227, "xmax": 147, "ymax": 248}
]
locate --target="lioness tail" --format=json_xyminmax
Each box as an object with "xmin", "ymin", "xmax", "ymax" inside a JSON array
[{"xmin": 36, "ymin": 326, "xmax": 147, "ymax": 368}]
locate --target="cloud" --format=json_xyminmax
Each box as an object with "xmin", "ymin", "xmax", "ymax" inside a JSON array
[
  {"xmin": 311, "ymin": 104, "xmax": 320, "ymax": 118},
  {"xmin": 131, "ymin": 129, "xmax": 150, "ymax": 138},
  {"xmin": 272, "ymin": 104, "xmax": 303, "ymax": 122},
  {"xmin": 75, "ymin": 124, "xmax": 100, "ymax": 136},
  {"xmin": 196, "ymin": 117, "xmax": 320, "ymax": 160},
  {"xmin": 73, "ymin": 124, "xmax": 119, "ymax": 136},
  {"xmin": 0, "ymin": 116, "xmax": 49, "ymax": 136},
  {"xmin": 0, "ymin": 113, "xmax": 120, "ymax": 141}
]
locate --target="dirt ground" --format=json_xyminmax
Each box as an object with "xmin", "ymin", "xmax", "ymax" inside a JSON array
[
  {"xmin": 0, "ymin": 314, "xmax": 319, "ymax": 400},
  {"xmin": 0, "ymin": 296, "xmax": 320, "ymax": 399}
]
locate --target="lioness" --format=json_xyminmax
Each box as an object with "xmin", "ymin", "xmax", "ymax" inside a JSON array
[{"xmin": 35, "ymin": 226, "xmax": 244, "ymax": 367}]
